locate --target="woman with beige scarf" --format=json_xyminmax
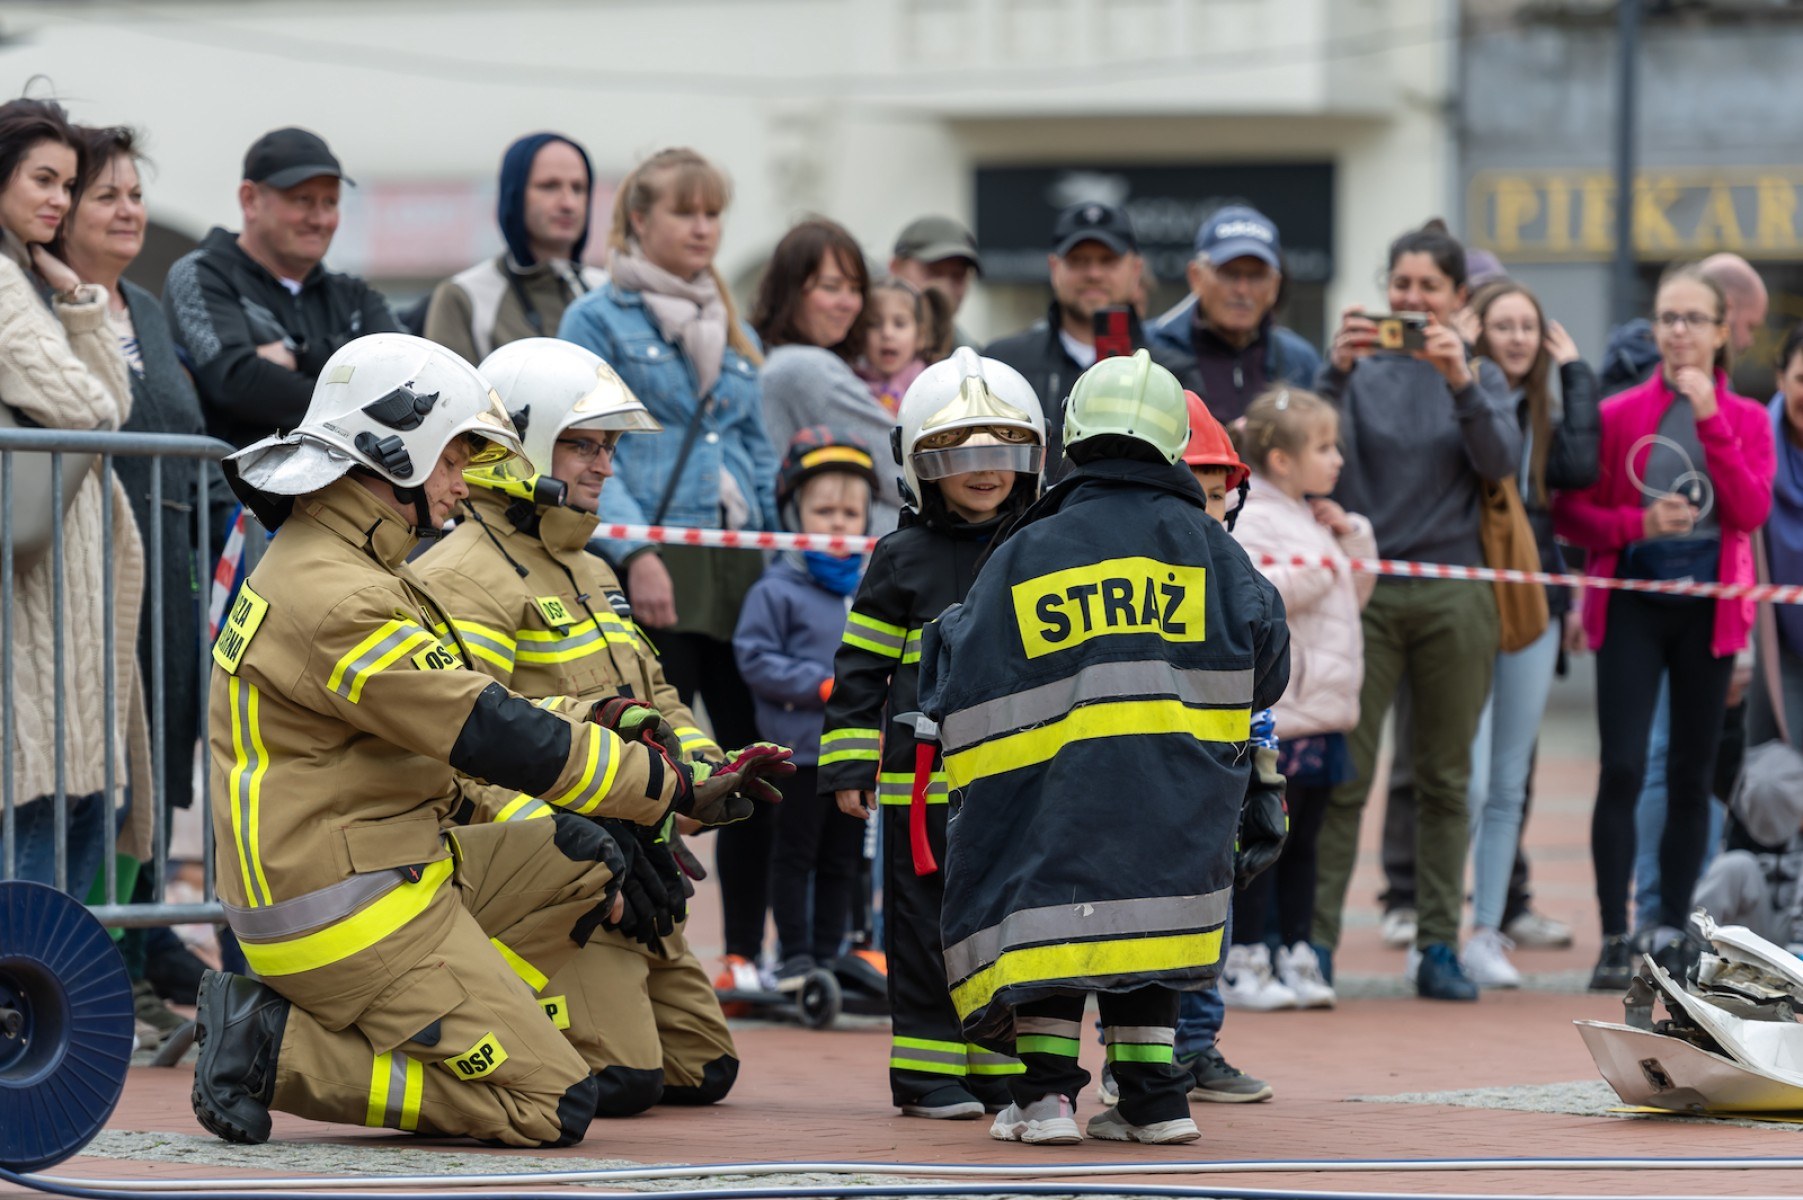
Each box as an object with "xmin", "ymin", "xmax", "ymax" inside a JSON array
[
  {"xmin": 558, "ymin": 148, "xmax": 781, "ymax": 982},
  {"xmin": 0, "ymin": 96, "xmax": 151, "ymax": 897}
]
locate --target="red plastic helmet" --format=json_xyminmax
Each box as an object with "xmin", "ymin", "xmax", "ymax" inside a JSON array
[{"xmin": 1181, "ymin": 391, "xmax": 1249, "ymax": 488}]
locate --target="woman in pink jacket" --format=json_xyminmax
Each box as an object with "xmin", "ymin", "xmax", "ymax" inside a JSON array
[{"xmin": 1553, "ymin": 263, "xmax": 1776, "ymax": 990}]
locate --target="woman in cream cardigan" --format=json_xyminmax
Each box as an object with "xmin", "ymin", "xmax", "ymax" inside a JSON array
[{"xmin": 0, "ymin": 96, "xmax": 150, "ymax": 896}]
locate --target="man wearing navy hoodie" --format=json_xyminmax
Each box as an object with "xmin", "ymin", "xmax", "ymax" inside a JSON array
[{"xmin": 425, "ymin": 133, "xmax": 607, "ymax": 365}]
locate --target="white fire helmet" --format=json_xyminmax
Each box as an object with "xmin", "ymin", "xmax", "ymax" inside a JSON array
[
  {"xmin": 475, "ymin": 338, "xmax": 661, "ymax": 484},
  {"xmin": 228, "ymin": 333, "xmax": 523, "ymax": 526},
  {"xmin": 893, "ymin": 347, "xmax": 1045, "ymax": 506}
]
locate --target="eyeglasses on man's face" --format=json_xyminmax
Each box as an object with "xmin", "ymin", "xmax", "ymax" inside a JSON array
[{"xmin": 555, "ymin": 435, "xmax": 620, "ymax": 462}]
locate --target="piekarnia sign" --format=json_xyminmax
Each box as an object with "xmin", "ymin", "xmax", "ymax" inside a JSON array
[{"xmin": 1468, "ymin": 167, "xmax": 1803, "ymax": 262}]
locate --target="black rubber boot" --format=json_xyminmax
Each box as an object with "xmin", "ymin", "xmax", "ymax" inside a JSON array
[{"xmin": 191, "ymin": 970, "xmax": 289, "ymax": 1145}]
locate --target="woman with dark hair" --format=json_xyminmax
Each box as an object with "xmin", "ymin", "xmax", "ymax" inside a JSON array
[
  {"xmin": 1457, "ymin": 279, "xmax": 1599, "ymax": 987},
  {"xmin": 1556, "ymin": 263, "xmax": 1775, "ymax": 990},
  {"xmin": 755, "ymin": 218, "xmax": 906, "ymax": 535},
  {"xmin": 0, "ymin": 95, "xmax": 150, "ymax": 896},
  {"xmin": 1309, "ymin": 220, "xmax": 1520, "ymax": 1001},
  {"xmin": 558, "ymin": 147, "xmax": 779, "ymax": 989}
]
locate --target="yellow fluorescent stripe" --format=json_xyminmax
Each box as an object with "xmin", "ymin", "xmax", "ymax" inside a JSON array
[
  {"xmin": 841, "ymin": 632, "xmax": 903, "ymax": 658},
  {"xmin": 890, "ymin": 1057, "xmax": 969, "ymax": 1076},
  {"xmin": 227, "ymin": 677, "xmax": 257, "ymax": 905},
  {"xmin": 494, "ymin": 793, "xmax": 537, "ymax": 822},
  {"xmin": 450, "ymin": 619, "xmax": 516, "ymax": 651},
  {"xmin": 893, "ymin": 1036, "xmax": 967, "ymax": 1053},
  {"xmin": 551, "ymin": 731, "xmax": 602, "ymax": 811},
  {"xmin": 365, "ymin": 1052, "xmax": 391, "ymax": 1128},
  {"xmin": 399, "ymin": 1057, "xmax": 423, "ymax": 1132},
  {"xmin": 515, "ymin": 618, "xmax": 599, "ymax": 642},
  {"xmin": 245, "ymin": 683, "xmax": 274, "ymax": 905},
  {"xmin": 464, "ymin": 642, "xmax": 514, "ymax": 672},
  {"xmin": 238, "ymin": 858, "xmax": 454, "ymax": 977},
  {"xmin": 515, "ymin": 643, "xmax": 609, "ymax": 665},
  {"xmin": 943, "ymin": 699, "xmax": 1249, "ymax": 789},
  {"xmin": 951, "ymin": 931, "xmax": 1222, "ymax": 1021},
  {"xmin": 846, "ymin": 612, "xmax": 906, "ymax": 638},
  {"xmin": 490, "ymin": 937, "xmax": 548, "ymax": 992},
  {"xmin": 327, "ymin": 620, "xmax": 406, "ymax": 695},
  {"xmin": 347, "ymin": 631, "xmax": 438, "ymax": 703},
  {"xmin": 592, "ymin": 732, "xmax": 623, "ymax": 809}
]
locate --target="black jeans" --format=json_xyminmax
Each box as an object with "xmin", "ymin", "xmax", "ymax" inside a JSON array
[
  {"xmin": 1232, "ymin": 781, "xmax": 1331, "ymax": 947},
  {"xmin": 768, "ymin": 766, "xmax": 863, "ymax": 963},
  {"xmin": 1012, "ymin": 984, "xmax": 1189, "ymax": 1125},
  {"xmin": 657, "ymin": 630, "xmax": 770, "ymax": 960},
  {"xmin": 1593, "ymin": 592, "xmax": 1736, "ymax": 936}
]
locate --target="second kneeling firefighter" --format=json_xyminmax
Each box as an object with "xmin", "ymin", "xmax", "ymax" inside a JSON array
[
  {"xmin": 417, "ymin": 336, "xmax": 740, "ymax": 1115},
  {"xmin": 192, "ymin": 333, "xmax": 791, "ymax": 1150},
  {"xmin": 921, "ymin": 350, "xmax": 1290, "ymax": 1146}
]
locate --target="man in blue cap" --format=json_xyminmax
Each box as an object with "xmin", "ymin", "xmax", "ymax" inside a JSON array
[
  {"xmin": 1149, "ymin": 203, "xmax": 1320, "ymax": 423},
  {"xmin": 424, "ymin": 134, "xmax": 606, "ymax": 365}
]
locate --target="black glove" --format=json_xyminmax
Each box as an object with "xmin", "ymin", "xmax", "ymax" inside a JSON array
[
  {"xmin": 1234, "ymin": 746, "xmax": 1289, "ymax": 889},
  {"xmin": 637, "ymin": 822, "xmax": 690, "ymax": 923},
  {"xmin": 598, "ymin": 824, "xmax": 666, "ymax": 953}
]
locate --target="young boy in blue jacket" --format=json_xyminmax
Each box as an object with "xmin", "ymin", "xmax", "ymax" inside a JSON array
[{"xmin": 734, "ymin": 427, "xmax": 881, "ymax": 992}]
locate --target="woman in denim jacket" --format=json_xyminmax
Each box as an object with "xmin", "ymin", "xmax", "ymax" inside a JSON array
[{"xmin": 559, "ymin": 148, "xmax": 778, "ymax": 746}]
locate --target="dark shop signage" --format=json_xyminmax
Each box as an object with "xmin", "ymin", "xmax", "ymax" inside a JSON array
[{"xmin": 974, "ymin": 163, "xmax": 1334, "ymax": 285}]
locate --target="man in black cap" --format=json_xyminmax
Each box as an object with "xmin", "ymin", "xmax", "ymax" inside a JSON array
[
  {"xmin": 982, "ymin": 202, "xmax": 1198, "ymax": 478},
  {"xmin": 889, "ymin": 215, "xmax": 982, "ymax": 349},
  {"xmin": 1147, "ymin": 204, "xmax": 1321, "ymax": 424},
  {"xmin": 164, "ymin": 127, "xmax": 398, "ymax": 448}
]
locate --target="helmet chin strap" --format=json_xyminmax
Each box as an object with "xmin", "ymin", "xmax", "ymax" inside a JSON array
[
  {"xmin": 1224, "ymin": 477, "xmax": 1251, "ymax": 533},
  {"xmin": 394, "ymin": 484, "xmax": 445, "ymax": 540}
]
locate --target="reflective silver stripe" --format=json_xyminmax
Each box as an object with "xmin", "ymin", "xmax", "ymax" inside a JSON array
[
  {"xmin": 1103, "ymin": 1025, "xmax": 1176, "ymax": 1046},
  {"xmin": 939, "ymin": 661, "xmax": 1255, "ymax": 754},
  {"xmin": 875, "ymin": 774, "xmax": 948, "ymax": 805},
  {"xmin": 891, "ymin": 1044, "xmax": 966, "ymax": 1067},
  {"xmin": 334, "ymin": 625, "xmax": 432, "ymax": 700},
  {"xmin": 223, "ymin": 868, "xmax": 408, "ymax": 941},
  {"xmin": 233, "ymin": 680, "xmax": 268, "ymax": 906},
  {"xmin": 456, "ymin": 626, "xmax": 515, "ymax": 665},
  {"xmin": 384, "ymin": 1052, "xmax": 408, "ymax": 1128},
  {"xmin": 943, "ymin": 889, "xmax": 1232, "ymax": 986},
  {"xmin": 516, "ymin": 622, "xmax": 605, "ymax": 661},
  {"xmin": 1015, "ymin": 1016, "xmax": 1082, "ymax": 1039}
]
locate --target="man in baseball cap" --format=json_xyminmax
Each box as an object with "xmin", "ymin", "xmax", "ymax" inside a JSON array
[
  {"xmin": 1147, "ymin": 202, "xmax": 1321, "ymax": 423},
  {"xmin": 983, "ymin": 201, "xmax": 1200, "ymax": 477},
  {"xmin": 165, "ymin": 128, "xmax": 397, "ymax": 449},
  {"xmin": 890, "ymin": 215, "xmax": 982, "ymax": 349}
]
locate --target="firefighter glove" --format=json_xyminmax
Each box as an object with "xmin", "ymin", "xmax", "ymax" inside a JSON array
[
  {"xmin": 1234, "ymin": 745, "xmax": 1288, "ymax": 889},
  {"xmin": 590, "ymin": 696, "xmax": 682, "ymax": 761},
  {"xmin": 677, "ymin": 743, "xmax": 796, "ymax": 826}
]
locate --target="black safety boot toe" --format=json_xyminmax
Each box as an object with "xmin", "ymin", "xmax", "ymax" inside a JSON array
[{"xmin": 191, "ymin": 970, "xmax": 289, "ymax": 1145}]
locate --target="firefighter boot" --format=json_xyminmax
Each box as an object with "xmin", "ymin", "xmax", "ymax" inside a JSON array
[{"xmin": 192, "ymin": 970, "xmax": 290, "ymax": 1145}]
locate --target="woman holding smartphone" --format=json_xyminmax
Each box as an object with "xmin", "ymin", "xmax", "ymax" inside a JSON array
[{"xmin": 1310, "ymin": 219, "xmax": 1520, "ymax": 1002}]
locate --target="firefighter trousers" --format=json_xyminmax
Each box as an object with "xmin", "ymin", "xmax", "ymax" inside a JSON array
[
  {"xmin": 522, "ymin": 925, "xmax": 739, "ymax": 1116},
  {"xmin": 883, "ymin": 803, "xmax": 1020, "ymax": 1106},
  {"xmin": 1012, "ymin": 985, "xmax": 1190, "ymax": 1126},
  {"xmin": 266, "ymin": 819, "xmax": 614, "ymax": 1147}
]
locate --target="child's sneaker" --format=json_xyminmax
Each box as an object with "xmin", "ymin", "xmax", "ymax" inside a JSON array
[
  {"xmin": 990, "ymin": 1093, "xmax": 1081, "ymax": 1144},
  {"xmin": 1183, "ymin": 1045, "xmax": 1273, "ymax": 1103},
  {"xmin": 773, "ymin": 954, "xmax": 816, "ymax": 993},
  {"xmin": 1460, "ymin": 928, "xmax": 1522, "ymax": 989},
  {"xmin": 900, "ymin": 1083, "xmax": 984, "ymax": 1120},
  {"xmin": 712, "ymin": 954, "xmax": 761, "ymax": 1016},
  {"xmin": 1085, "ymin": 1106, "xmax": 1201, "ymax": 1144},
  {"xmin": 1381, "ymin": 906, "xmax": 1417, "ymax": 949},
  {"xmin": 1275, "ymin": 941, "xmax": 1336, "ymax": 1008},
  {"xmin": 1219, "ymin": 943, "xmax": 1298, "ymax": 1011},
  {"xmin": 1097, "ymin": 1062, "xmax": 1119, "ymax": 1107}
]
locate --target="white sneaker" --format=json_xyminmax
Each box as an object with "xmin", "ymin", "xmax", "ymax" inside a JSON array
[
  {"xmin": 1275, "ymin": 942, "xmax": 1336, "ymax": 1009},
  {"xmin": 1085, "ymin": 1106, "xmax": 1201, "ymax": 1144},
  {"xmin": 1461, "ymin": 928, "xmax": 1522, "ymax": 989},
  {"xmin": 1381, "ymin": 907, "xmax": 1418, "ymax": 949},
  {"xmin": 1097, "ymin": 1063, "xmax": 1118, "ymax": 1107},
  {"xmin": 1219, "ymin": 943, "xmax": 1298, "ymax": 1011},
  {"xmin": 1505, "ymin": 909, "xmax": 1573, "ymax": 949},
  {"xmin": 990, "ymin": 1093, "xmax": 1081, "ymax": 1144}
]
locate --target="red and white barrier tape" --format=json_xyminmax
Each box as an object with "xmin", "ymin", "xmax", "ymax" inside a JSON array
[{"xmin": 596, "ymin": 522, "xmax": 1803, "ymax": 606}]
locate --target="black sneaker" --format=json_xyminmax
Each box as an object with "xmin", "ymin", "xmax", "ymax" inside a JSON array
[
  {"xmin": 191, "ymin": 971, "xmax": 289, "ymax": 1145},
  {"xmin": 1589, "ymin": 934, "xmax": 1633, "ymax": 993},
  {"xmin": 773, "ymin": 954, "xmax": 816, "ymax": 993},
  {"xmin": 1181, "ymin": 1045, "xmax": 1273, "ymax": 1103},
  {"xmin": 899, "ymin": 1082, "xmax": 985, "ymax": 1119},
  {"xmin": 1415, "ymin": 942, "xmax": 1479, "ymax": 1001}
]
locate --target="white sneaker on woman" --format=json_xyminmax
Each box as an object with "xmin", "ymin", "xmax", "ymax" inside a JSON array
[
  {"xmin": 1460, "ymin": 927, "xmax": 1522, "ymax": 989},
  {"xmin": 1219, "ymin": 943, "xmax": 1299, "ymax": 1011},
  {"xmin": 1275, "ymin": 942, "xmax": 1336, "ymax": 1008}
]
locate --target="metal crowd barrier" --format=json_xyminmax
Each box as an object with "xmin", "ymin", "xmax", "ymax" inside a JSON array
[{"xmin": 0, "ymin": 427, "xmax": 257, "ymax": 935}]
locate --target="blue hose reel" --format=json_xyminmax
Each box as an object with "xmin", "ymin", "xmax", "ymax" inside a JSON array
[{"xmin": 0, "ymin": 881, "xmax": 134, "ymax": 1172}]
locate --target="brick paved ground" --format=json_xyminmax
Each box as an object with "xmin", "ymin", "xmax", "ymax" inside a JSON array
[{"xmin": 12, "ymin": 663, "xmax": 1803, "ymax": 1198}]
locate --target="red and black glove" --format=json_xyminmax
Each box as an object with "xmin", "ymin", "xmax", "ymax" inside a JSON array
[
  {"xmin": 675, "ymin": 743, "xmax": 796, "ymax": 826},
  {"xmin": 590, "ymin": 697, "xmax": 682, "ymax": 761}
]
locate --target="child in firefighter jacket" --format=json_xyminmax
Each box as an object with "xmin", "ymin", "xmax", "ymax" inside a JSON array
[
  {"xmin": 818, "ymin": 349, "xmax": 1047, "ymax": 1118},
  {"xmin": 920, "ymin": 351, "xmax": 1291, "ymax": 1146}
]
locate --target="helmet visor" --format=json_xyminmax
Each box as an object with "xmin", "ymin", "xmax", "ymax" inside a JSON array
[
  {"xmin": 913, "ymin": 443, "xmax": 1044, "ymax": 481},
  {"xmin": 465, "ymin": 432, "xmax": 519, "ymax": 466},
  {"xmin": 567, "ymin": 407, "xmax": 663, "ymax": 435}
]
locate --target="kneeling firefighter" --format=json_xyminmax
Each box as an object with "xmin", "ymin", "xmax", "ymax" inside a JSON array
[
  {"xmin": 920, "ymin": 350, "xmax": 1290, "ymax": 1146},
  {"xmin": 416, "ymin": 337, "xmax": 740, "ymax": 1115},
  {"xmin": 194, "ymin": 333, "xmax": 791, "ymax": 1149}
]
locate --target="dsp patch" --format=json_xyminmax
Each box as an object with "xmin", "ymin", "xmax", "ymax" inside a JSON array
[
  {"xmin": 445, "ymin": 1031, "xmax": 509, "ymax": 1080},
  {"xmin": 1010, "ymin": 557, "xmax": 1206, "ymax": 659}
]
